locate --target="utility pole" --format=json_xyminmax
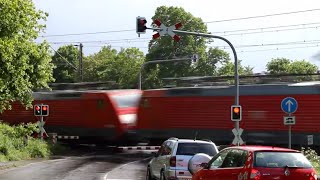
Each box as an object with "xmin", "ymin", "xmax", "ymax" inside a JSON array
[{"xmin": 79, "ymin": 43, "xmax": 83, "ymax": 82}]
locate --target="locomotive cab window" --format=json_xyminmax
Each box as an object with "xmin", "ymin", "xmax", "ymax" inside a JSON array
[{"xmin": 111, "ymin": 94, "xmax": 141, "ymax": 108}]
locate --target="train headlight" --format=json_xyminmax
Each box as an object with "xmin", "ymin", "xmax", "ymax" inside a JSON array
[{"xmin": 119, "ymin": 114, "xmax": 137, "ymax": 126}]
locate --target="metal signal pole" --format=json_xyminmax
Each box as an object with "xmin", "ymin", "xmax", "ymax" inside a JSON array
[
  {"xmin": 79, "ymin": 43, "xmax": 83, "ymax": 82},
  {"xmin": 171, "ymin": 30, "xmax": 240, "ymax": 142},
  {"xmin": 137, "ymin": 19, "xmax": 240, "ymax": 145}
]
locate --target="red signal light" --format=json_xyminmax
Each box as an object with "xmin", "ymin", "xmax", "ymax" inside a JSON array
[
  {"xmin": 233, "ymin": 107, "xmax": 240, "ymax": 114},
  {"xmin": 35, "ymin": 106, "xmax": 40, "ymax": 111},
  {"xmin": 42, "ymin": 106, "xmax": 47, "ymax": 111},
  {"xmin": 139, "ymin": 19, "xmax": 146, "ymax": 24}
]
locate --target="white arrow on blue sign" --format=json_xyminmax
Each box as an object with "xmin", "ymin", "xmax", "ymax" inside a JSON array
[{"xmin": 281, "ymin": 97, "xmax": 298, "ymax": 114}]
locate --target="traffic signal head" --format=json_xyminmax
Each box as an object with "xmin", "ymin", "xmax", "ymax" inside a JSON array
[
  {"xmin": 231, "ymin": 105, "xmax": 242, "ymax": 121},
  {"xmin": 34, "ymin": 104, "xmax": 49, "ymax": 116},
  {"xmin": 34, "ymin": 105, "xmax": 41, "ymax": 116},
  {"xmin": 41, "ymin": 105, "xmax": 49, "ymax": 116},
  {"xmin": 136, "ymin": 17, "xmax": 147, "ymax": 34}
]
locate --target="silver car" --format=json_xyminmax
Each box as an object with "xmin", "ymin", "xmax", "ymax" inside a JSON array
[{"xmin": 146, "ymin": 137, "xmax": 219, "ymax": 180}]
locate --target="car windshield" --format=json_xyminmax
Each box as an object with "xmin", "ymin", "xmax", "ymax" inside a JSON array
[
  {"xmin": 111, "ymin": 94, "xmax": 141, "ymax": 108},
  {"xmin": 254, "ymin": 151, "xmax": 313, "ymax": 168},
  {"xmin": 176, "ymin": 143, "xmax": 217, "ymax": 156}
]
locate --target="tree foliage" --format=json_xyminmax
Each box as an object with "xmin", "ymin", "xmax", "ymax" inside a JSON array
[
  {"xmin": 143, "ymin": 6, "xmax": 208, "ymax": 88},
  {"xmin": 52, "ymin": 45, "xmax": 79, "ymax": 83},
  {"xmin": 0, "ymin": 0, "xmax": 54, "ymax": 112},
  {"xmin": 142, "ymin": 6, "xmax": 254, "ymax": 89},
  {"xmin": 266, "ymin": 58, "xmax": 318, "ymax": 74},
  {"xmin": 83, "ymin": 46, "xmax": 144, "ymax": 88}
]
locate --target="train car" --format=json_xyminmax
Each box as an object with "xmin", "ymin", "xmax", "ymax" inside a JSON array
[
  {"xmin": 136, "ymin": 81, "xmax": 320, "ymax": 147},
  {"xmin": 0, "ymin": 89, "xmax": 142, "ymax": 145}
]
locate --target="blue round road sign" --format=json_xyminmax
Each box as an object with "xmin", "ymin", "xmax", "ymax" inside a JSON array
[{"xmin": 281, "ymin": 97, "xmax": 298, "ymax": 114}]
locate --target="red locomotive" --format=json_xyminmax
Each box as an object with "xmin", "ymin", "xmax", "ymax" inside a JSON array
[
  {"xmin": 0, "ymin": 89, "xmax": 142, "ymax": 145},
  {"xmin": 136, "ymin": 81, "xmax": 320, "ymax": 147}
]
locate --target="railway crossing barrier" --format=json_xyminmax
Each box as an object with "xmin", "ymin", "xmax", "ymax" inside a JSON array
[{"xmin": 117, "ymin": 146, "xmax": 160, "ymax": 151}]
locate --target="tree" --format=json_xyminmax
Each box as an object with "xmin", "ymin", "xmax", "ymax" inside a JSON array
[
  {"xmin": 144, "ymin": 6, "xmax": 208, "ymax": 86},
  {"xmin": 266, "ymin": 58, "xmax": 291, "ymax": 74},
  {"xmin": 217, "ymin": 59, "xmax": 253, "ymax": 76},
  {"xmin": 289, "ymin": 60, "xmax": 318, "ymax": 74},
  {"xmin": 143, "ymin": 6, "xmax": 241, "ymax": 89},
  {"xmin": 83, "ymin": 46, "xmax": 118, "ymax": 82},
  {"xmin": 266, "ymin": 58, "xmax": 318, "ymax": 74},
  {"xmin": 51, "ymin": 45, "xmax": 79, "ymax": 83},
  {"xmin": 114, "ymin": 48, "xmax": 145, "ymax": 88},
  {"xmin": 194, "ymin": 47, "xmax": 233, "ymax": 76},
  {"xmin": 83, "ymin": 46, "xmax": 145, "ymax": 88},
  {"xmin": 0, "ymin": 0, "xmax": 54, "ymax": 112}
]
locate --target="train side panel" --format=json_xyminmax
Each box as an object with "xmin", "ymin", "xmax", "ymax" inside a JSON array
[{"xmin": 137, "ymin": 85, "xmax": 320, "ymax": 146}]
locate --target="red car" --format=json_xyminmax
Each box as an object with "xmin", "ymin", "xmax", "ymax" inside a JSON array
[{"xmin": 192, "ymin": 146, "xmax": 317, "ymax": 180}]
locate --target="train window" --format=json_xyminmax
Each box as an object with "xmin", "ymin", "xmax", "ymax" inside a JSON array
[{"xmin": 111, "ymin": 94, "xmax": 141, "ymax": 108}]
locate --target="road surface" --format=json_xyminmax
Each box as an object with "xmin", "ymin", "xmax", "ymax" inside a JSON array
[{"xmin": 0, "ymin": 149, "xmax": 152, "ymax": 180}]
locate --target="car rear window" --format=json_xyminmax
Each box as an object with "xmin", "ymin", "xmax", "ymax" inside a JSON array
[
  {"xmin": 254, "ymin": 151, "xmax": 313, "ymax": 168},
  {"xmin": 176, "ymin": 143, "xmax": 217, "ymax": 156}
]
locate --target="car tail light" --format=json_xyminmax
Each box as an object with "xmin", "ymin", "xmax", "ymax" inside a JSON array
[
  {"xmin": 170, "ymin": 156, "xmax": 176, "ymax": 167},
  {"xmin": 310, "ymin": 169, "xmax": 317, "ymax": 180},
  {"xmin": 250, "ymin": 169, "xmax": 261, "ymax": 180}
]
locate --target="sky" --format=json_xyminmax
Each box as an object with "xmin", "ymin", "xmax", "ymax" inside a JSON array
[{"xmin": 33, "ymin": 0, "xmax": 320, "ymax": 73}]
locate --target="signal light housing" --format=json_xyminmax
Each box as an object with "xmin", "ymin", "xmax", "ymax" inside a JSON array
[
  {"xmin": 34, "ymin": 104, "xmax": 49, "ymax": 116},
  {"xmin": 34, "ymin": 105, "xmax": 41, "ymax": 116},
  {"xmin": 136, "ymin": 16, "xmax": 147, "ymax": 34},
  {"xmin": 231, "ymin": 105, "xmax": 242, "ymax": 121},
  {"xmin": 41, "ymin": 105, "xmax": 49, "ymax": 116}
]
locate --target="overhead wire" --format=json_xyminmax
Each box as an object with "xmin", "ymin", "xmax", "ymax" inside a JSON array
[
  {"xmin": 37, "ymin": 8, "xmax": 320, "ymax": 38},
  {"xmin": 40, "ymin": 29, "xmax": 135, "ymax": 38},
  {"xmin": 238, "ymin": 44, "xmax": 320, "ymax": 53},
  {"xmin": 49, "ymin": 45, "xmax": 77, "ymax": 70},
  {"xmin": 44, "ymin": 22, "xmax": 320, "ymax": 45},
  {"xmin": 66, "ymin": 39, "xmax": 320, "ymax": 49},
  {"xmin": 204, "ymin": 8, "xmax": 320, "ymax": 23}
]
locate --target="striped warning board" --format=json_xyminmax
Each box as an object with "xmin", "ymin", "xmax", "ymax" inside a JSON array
[
  {"xmin": 57, "ymin": 136, "xmax": 79, "ymax": 139},
  {"xmin": 117, "ymin": 146, "xmax": 160, "ymax": 150}
]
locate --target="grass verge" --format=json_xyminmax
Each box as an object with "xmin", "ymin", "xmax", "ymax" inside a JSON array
[{"xmin": 0, "ymin": 122, "xmax": 66, "ymax": 162}]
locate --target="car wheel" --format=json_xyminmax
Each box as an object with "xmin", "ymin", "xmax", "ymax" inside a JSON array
[
  {"xmin": 146, "ymin": 167, "xmax": 154, "ymax": 180},
  {"xmin": 160, "ymin": 171, "xmax": 166, "ymax": 180}
]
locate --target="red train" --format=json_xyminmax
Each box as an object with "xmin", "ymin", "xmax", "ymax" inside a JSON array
[
  {"xmin": 0, "ymin": 89, "xmax": 142, "ymax": 145},
  {"xmin": 136, "ymin": 82, "xmax": 320, "ymax": 147}
]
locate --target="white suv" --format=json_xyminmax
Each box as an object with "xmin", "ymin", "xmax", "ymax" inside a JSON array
[{"xmin": 146, "ymin": 137, "xmax": 219, "ymax": 180}]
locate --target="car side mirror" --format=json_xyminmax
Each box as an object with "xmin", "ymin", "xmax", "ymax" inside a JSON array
[{"xmin": 199, "ymin": 162, "xmax": 209, "ymax": 169}]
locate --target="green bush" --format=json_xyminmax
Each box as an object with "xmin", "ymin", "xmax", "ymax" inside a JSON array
[
  {"xmin": 301, "ymin": 147, "xmax": 320, "ymax": 173},
  {"xmin": 0, "ymin": 122, "xmax": 59, "ymax": 162}
]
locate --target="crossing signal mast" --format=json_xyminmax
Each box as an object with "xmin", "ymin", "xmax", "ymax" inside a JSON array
[
  {"xmin": 34, "ymin": 104, "xmax": 49, "ymax": 140},
  {"xmin": 135, "ymin": 16, "xmax": 242, "ymax": 146},
  {"xmin": 135, "ymin": 17, "xmax": 182, "ymax": 41}
]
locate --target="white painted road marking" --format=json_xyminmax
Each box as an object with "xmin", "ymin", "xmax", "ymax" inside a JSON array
[{"xmin": 103, "ymin": 157, "xmax": 151, "ymax": 180}]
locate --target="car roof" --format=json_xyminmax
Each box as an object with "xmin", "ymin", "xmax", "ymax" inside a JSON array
[
  {"xmin": 225, "ymin": 145, "xmax": 300, "ymax": 152},
  {"xmin": 168, "ymin": 139, "xmax": 215, "ymax": 144}
]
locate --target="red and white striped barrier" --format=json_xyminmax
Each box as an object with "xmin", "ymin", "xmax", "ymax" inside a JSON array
[
  {"xmin": 117, "ymin": 146, "xmax": 160, "ymax": 150},
  {"xmin": 57, "ymin": 135, "xmax": 79, "ymax": 139}
]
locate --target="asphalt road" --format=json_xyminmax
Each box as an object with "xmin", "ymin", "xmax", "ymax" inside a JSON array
[{"xmin": 0, "ymin": 149, "xmax": 152, "ymax": 180}]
